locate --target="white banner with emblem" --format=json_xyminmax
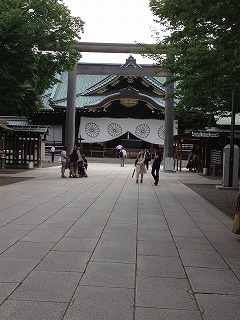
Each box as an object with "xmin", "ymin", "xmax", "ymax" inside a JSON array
[{"xmin": 79, "ymin": 117, "xmax": 176, "ymax": 145}]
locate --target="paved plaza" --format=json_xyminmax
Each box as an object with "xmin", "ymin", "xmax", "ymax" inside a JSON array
[{"xmin": 0, "ymin": 162, "xmax": 239, "ymax": 319}]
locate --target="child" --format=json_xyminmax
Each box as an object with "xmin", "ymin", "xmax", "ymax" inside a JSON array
[{"xmin": 78, "ymin": 155, "xmax": 88, "ymax": 177}]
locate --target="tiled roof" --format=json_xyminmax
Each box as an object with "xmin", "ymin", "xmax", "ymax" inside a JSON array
[
  {"xmin": 0, "ymin": 117, "xmax": 29, "ymax": 126},
  {"xmin": 216, "ymin": 114, "xmax": 240, "ymax": 126},
  {"xmin": 8, "ymin": 125, "xmax": 49, "ymax": 134},
  {"xmin": 143, "ymin": 76, "xmax": 166, "ymax": 92},
  {"xmin": 41, "ymin": 57, "xmax": 166, "ymax": 110}
]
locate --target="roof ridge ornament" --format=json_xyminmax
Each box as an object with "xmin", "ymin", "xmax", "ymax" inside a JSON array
[{"xmin": 123, "ymin": 55, "xmax": 138, "ymax": 68}]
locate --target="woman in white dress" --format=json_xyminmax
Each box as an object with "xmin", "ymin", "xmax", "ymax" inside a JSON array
[{"xmin": 135, "ymin": 150, "xmax": 147, "ymax": 183}]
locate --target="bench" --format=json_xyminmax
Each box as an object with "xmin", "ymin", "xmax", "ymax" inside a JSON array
[{"xmin": 90, "ymin": 150, "xmax": 105, "ymax": 157}]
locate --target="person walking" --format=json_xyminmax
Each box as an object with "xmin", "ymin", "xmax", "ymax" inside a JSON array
[
  {"xmin": 119, "ymin": 147, "xmax": 127, "ymax": 167},
  {"xmin": 192, "ymin": 150, "xmax": 199, "ymax": 172},
  {"xmin": 144, "ymin": 149, "xmax": 151, "ymax": 170},
  {"xmin": 186, "ymin": 151, "xmax": 194, "ymax": 171},
  {"xmin": 151, "ymin": 147, "xmax": 162, "ymax": 186},
  {"xmin": 60, "ymin": 146, "xmax": 68, "ymax": 178},
  {"xmin": 135, "ymin": 150, "xmax": 146, "ymax": 183},
  {"xmin": 116, "ymin": 144, "xmax": 123, "ymax": 157},
  {"xmin": 50, "ymin": 144, "xmax": 55, "ymax": 162}
]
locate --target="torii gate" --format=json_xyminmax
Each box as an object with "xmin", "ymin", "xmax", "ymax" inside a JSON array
[{"xmin": 65, "ymin": 42, "xmax": 174, "ymax": 171}]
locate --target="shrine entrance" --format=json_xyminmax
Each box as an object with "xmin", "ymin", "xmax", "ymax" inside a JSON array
[{"xmin": 65, "ymin": 42, "xmax": 175, "ymax": 170}]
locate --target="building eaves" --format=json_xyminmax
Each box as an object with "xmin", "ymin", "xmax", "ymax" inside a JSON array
[
  {"xmin": 52, "ymin": 91, "xmax": 165, "ymax": 110},
  {"xmin": 8, "ymin": 125, "xmax": 49, "ymax": 134},
  {"xmin": 0, "ymin": 116, "xmax": 29, "ymax": 126},
  {"xmin": 216, "ymin": 114, "xmax": 240, "ymax": 126},
  {"xmin": 85, "ymin": 89, "xmax": 165, "ymax": 111},
  {"xmin": 0, "ymin": 124, "xmax": 14, "ymax": 132},
  {"xmin": 143, "ymin": 76, "xmax": 166, "ymax": 93}
]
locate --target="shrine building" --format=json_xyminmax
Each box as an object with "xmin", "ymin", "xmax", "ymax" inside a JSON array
[{"xmin": 35, "ymin": 56, "xmax": 178, "ymax": 157}]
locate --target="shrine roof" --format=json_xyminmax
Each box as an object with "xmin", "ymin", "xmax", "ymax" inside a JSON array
[{"xmin": 42, "ymin": 56, "xmax": 166, "ymax": 110}]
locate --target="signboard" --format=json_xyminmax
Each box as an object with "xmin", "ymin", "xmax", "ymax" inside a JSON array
[{"xmin": 211, "ymin": 150, "xmax": 222, "ymax": 165}]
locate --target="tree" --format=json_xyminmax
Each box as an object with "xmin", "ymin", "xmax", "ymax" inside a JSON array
[
  {"xmin": 148, "ymin": 0, "xmax": 240, "ymax": 129},
  {"xmin": 0, "ymin": 0, "xmax": 84, "ymax": 116}
]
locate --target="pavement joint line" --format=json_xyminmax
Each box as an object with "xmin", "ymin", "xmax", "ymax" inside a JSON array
[{"xmin": 133, "ymin": 172, "xmax": 140, "ymax": 320}]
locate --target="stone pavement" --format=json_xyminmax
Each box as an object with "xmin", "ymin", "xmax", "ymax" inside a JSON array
[{"xmin": 0, "ymin": 163, "xmax": 239, "ymax": 320}]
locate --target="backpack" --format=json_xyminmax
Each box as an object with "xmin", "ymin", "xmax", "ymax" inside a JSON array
[{"xmin": 119, "ymin": 150, "xmax": 123, "ymax": 157}]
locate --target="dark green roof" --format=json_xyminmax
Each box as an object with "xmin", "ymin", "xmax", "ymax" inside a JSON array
[{"xmin": 42, "ymin": 56, "xmax": 166, "ymax": 111}]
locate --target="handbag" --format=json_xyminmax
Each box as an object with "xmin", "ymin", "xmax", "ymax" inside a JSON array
[{"xmin": 232, "ymin": 197, "xmax": 240, "ymax": 234}]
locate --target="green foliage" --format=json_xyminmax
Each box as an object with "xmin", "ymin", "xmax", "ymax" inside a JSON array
[
  {"xmin": 0, "ymin": 0, "xmax": 84, "ymax": 116},
  {"xmin": 148, "ymin": 0, "xmax": 240, "ymax": 123}
]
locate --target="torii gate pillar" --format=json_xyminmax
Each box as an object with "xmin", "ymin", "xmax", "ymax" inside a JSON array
[
  {"xmin": 164, "ymin": 74, "xmax": 174, "ymax": 171},
  {"xmin": 64, "ymin": 63, "xmax": 77, "ymax": 153}
]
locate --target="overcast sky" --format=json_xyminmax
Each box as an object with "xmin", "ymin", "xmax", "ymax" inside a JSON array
[{"xmin": 62, "ymin": 0, "xmax": 159, "ymax": 64}]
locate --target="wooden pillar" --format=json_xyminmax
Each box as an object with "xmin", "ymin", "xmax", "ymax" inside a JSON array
[{"xmin": 65, "ymin": 63, "xmax": 77, "ymax": 154}]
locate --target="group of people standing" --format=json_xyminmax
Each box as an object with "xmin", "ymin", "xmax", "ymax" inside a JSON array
[
  {"xmin": 135, "ymin": 148, "xmax": 162, "ymax": 185},
  {"xmin": 60, "ymin": 146, "xmax": 88, "ymax": 178},
  {"xmin": 59, "ymin": 144, "xmax": 162, "ymax": 184}
]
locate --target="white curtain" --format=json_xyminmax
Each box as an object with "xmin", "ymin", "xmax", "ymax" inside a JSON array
[{"xmin": 79, "ymin": 117, "xmax": 170, "ymax": 145}]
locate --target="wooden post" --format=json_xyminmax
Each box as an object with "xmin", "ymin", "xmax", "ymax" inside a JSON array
[{"xmin": 65, "ymin": 63, "xmax": 77, "ymax": 154}]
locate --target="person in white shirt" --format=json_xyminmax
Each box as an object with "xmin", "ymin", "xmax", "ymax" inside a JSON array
[
  {"xmin": 50, "ymin": 145, "xmax": 55, "ymax": 162},
  {"xmin": 60, "ymin": 146, "xmax": 67, "ymax": 178},
  {"xmin": 116, "ymin": 144, "xmax": 123, "ymax": 158},
  {"xmin": 119, "ymin": 147, "xmax": 127, "ymax": 167}
]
